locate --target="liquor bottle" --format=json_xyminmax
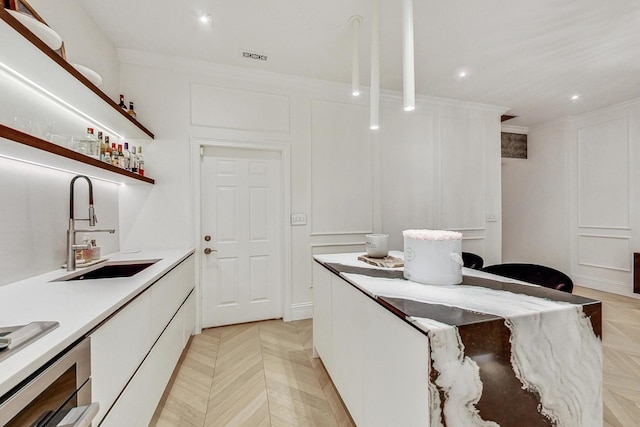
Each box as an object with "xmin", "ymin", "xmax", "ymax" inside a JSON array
[
  {"xmin": 111, "ymin": 143, "xmax": 119, "ymax": 166},
  {"xmin": 117, "ymin": 144, "xmax": 125, "ymax": 169},
  {"xmin": 104, "ymin": 136, "xmax": 112, "ymax": 163},
  {"xmin": 118, "ymin": 94, "xmax": 127, "ymax": 111},
  {"xmin": 137, "ymin": 146, "xmax": 145, "ymax": 176},
  {"xmin": 128, "ymin": 102, "xmax": 137, "ymax": 119},
  {"xmin": 97, "ymin": 132, "xmax": 105, "ymax": 161},
  {"xmin": 122, "ymin": 142, "xmax": 131, "ymax": 171},
  {"xmin": 130, "ymin": 146, "xmax": 139, "ymax": 174}
]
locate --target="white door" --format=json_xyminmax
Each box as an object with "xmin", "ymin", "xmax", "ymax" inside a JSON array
[{"xmin": 200, "ymin": 146, "xmax": 283, "ymax": 328}]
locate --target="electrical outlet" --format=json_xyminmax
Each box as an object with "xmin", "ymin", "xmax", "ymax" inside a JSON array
[{"xmin": 291, "ymin": 213, "xmax": 307, "ymax": 226}]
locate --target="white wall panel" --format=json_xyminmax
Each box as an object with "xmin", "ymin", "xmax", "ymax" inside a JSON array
[
  {"xmin": 311, "ymin": 100, "xmax": 372, "ymax": 235},
  {"xmin": 578, "ymin": 235, "xmax": 631, "ymax": 272},
  {"xmin": 191, "ymin": 84, "xmax": 290, "ymax": 133},
  {"xmin": 577, "ymin": 118, "xmax": 629, "ymax": 228},
  {"xmin": 501, "ymin": 122, "xmax": 570, "ymax": 271},
  {"xmin": 380, "ymin": 109, "xmax": 434, "ymax": 251},
  {"xmin": 461, "ymin": 237, "xmax": 485, "ymax": 258},
  {"xmin": 440, "ymin": 117, "xmax": 486, "ymax": 230}
]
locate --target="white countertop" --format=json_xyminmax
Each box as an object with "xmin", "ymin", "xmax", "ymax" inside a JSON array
[{"xmin": 0, "ymin": 248, "xmax": 194, "ymax": 397}]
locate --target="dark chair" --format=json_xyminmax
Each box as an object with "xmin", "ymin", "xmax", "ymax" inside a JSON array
[
  {"xmin": 462, "ymin": 252, "xmax": 484, "ymax": 270},
  {"xmin": 480, "ymin": 263, "xmax": 574, "ymax": 293}
]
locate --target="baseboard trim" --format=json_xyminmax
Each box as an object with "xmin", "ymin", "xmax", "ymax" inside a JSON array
[
  {"xmin": 290, "ymin": 302, "xmax": 313, "ymax": 321},
  {"xmin": 572, "ymin": 274, "xmax": 633, "ymax": 296}
]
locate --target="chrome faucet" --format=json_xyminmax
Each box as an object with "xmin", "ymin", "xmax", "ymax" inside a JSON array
[{"xmin": 66, "ymin": 175, "xmax": 116, "ymax": 271}]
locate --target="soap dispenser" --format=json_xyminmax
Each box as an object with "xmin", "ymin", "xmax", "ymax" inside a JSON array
[{"xmin": 90, "ymin": 239, "xmax": 100, "ymax": 260}]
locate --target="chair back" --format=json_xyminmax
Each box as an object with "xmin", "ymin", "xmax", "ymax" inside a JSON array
[
  {"xmin": 480, "ymin": 263, "xmax": 574, "ymax": 293},
  {"xmin": 462, "ymin": 252, "xmax": 484, "ymax": 270}
]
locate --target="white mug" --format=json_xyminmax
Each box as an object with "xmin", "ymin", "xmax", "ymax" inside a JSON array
[{"xmin": 365, "ymin": 234, "xmax": 389, "ymax": 258}]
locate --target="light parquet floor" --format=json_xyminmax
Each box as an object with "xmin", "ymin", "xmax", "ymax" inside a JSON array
[
  {"xmin": 152, "ymin": 287, "xmax": 640, "ymax": 427},
  {"xmin": 150, "ymin": 319, "xmax": 354, "ymax": 427},
  {"xmin": 573, "ymin": 286, "xmax": 640, "ymax": 427}
]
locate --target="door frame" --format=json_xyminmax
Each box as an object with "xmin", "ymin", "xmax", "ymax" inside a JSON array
[{"xmin": 190, "ymin": 137, "xmax": 292, "ymax": 333}]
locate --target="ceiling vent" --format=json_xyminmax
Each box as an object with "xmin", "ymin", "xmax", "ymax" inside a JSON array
[{"xmin": 242, "ymin": 51, "xmax": 267, "ymax": 61}]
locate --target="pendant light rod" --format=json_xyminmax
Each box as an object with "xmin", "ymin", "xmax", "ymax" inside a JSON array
[
  {"xmin": 370, "ymin": 0, "xmax": 380, "ymax": 130},
  {"xmin": 402, "ymin": 0, "xmax": 415, "ymax": 112},
  {"xmin": 349, "ymin": 15, "xmax": 362, "ymax": 96}
]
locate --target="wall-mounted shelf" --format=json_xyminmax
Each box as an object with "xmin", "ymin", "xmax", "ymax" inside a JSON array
[
  {"xmin": 0, "ymin": 7, "xmax": 154, "ymax": 140},
  {"xmin": 0, "ymin": 124, "xmax": 154, "ymax": 185}
]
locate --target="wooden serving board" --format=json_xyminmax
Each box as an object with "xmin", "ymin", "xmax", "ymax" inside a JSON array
[{"xmin": 357, "ymin": 254, "xmax": 404, "ymax": 268}]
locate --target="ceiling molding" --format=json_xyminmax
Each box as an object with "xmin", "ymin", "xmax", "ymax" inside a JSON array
[
  {"xmin": 118, "ymin": 48, "xmax": 508, "ymax": 115},
  {"xmin": 501, "ymin": 125, "xmax": 529, "ymax": 135}
]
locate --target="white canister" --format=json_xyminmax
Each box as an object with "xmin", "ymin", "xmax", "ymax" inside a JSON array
[
  {"xmin": 403, "ymin": 229, "xmax": 463, "ymax": 285},
  {"xmin": 365, "ymin": 234, "xmax": 389, "ymax": 258}
]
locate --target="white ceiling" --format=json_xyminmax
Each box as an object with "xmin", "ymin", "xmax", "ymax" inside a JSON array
[{"xmin": 78, "ymin": 0, "xmax": 640, "ymax": 128}]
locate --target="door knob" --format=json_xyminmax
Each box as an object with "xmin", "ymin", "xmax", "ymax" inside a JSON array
[
  {"xmin": 204, "ymin": 235, "xmax": 211, "ymax": 241},
  {"xmin": 204, "ymin": 248, "xmax": 216, "ymax": 254}
]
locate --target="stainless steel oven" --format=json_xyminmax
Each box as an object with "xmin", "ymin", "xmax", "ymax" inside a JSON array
[{"xmin": 0, "ymin": 337, "xmax": 98, "ymax": 427}]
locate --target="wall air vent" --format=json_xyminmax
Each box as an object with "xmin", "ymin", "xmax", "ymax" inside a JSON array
[{"xmin": 242, "ymin": 51, "xmax": 267, "ymax": 61}]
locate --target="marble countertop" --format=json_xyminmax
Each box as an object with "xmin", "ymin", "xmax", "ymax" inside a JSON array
[
  {"xmin": 0, "ymin": 248, "xmax": 194, "ymax": 397},
  {"xmin": 314, "ymin": 251, "xmax": 600, "ymax": 333}
]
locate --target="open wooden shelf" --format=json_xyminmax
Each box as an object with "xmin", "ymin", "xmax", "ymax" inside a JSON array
[
  {"xmin": 0, "ymin": 124, "xmax": 154, "ymax": 184},
  {"xmin": 0, "ymin": 7, "xmax": 154, "ymax": 140}
]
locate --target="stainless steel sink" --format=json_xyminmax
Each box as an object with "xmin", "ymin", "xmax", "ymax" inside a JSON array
[{"xmin": 54, "ymin": 259, "xmax": 160, "ymax": 282}]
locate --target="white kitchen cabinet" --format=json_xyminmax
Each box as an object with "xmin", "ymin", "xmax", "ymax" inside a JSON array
[
  {"xmin": 90, "ymin": 289, "xmax": 152, "ymax": 424},
  {"xmin": 91, "ymin": 255, "xmax": 195, "ymax": 426},
  {"xmin": 312, "ymin": 262, "xmax": 332, "ymax": 368},
  {"xmin": 151, "ymin": 257, "xmax": 194, "ymax": 339},
  {"xmin": 330, "ymin": 274, "xmax": 365, "ymax": 425},
  {"xmin": 100, "ymin": 293, "xmax": 195, "ymax": 427},
  {"xmin": 312, "ymin": 262, "xmax": 430, "ymax": 427},
  {"xmin": 361, "ymin": 293, "xmax": 429, "ymax": 427}
]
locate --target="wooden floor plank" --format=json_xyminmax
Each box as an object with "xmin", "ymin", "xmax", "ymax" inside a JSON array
[{"xmin": 153, "ymin": 285, "xmax": 637, "ymax": 427}]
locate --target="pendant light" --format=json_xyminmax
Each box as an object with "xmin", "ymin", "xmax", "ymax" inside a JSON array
[
  {"xmin": 370, "ymin": 0, "xmax": 380, "ymax": 130},
  {"xmin": 349, "ymin": 16, "xmax": 362, "ymax": 96},
  {"xmin": 402, "ymin": 0, "xmax": 415, "ymax": 112}
]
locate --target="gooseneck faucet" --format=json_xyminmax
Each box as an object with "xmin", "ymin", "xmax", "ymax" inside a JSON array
[{"xmin": 66, "ymin": 175, "xmax": 116, "ymax": 271}]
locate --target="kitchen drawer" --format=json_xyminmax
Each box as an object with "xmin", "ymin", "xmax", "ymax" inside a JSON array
[
  {"xmin": 100, "ymin": 293, "xmax": 192, "ymax": 427},
  {"xmin": 90, "ymin": 290, "xmax": 152, "ymax": 424},
  {"xmin": 151, "ymin": 254, "xmax": 194, "ymax": 339}
]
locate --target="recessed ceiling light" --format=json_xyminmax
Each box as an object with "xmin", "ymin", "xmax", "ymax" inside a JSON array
[
  {"xmin": 570, "ymin": 94, "xmax": 581, "ymax": 101},
  {"xmin": 352, "ymin": 90, "xmax": 360, "ymax": 97},
  {"xmin": 370, "ymin": 124, "xmax": 379, "ymax": 130},
  {"xmin": 404, "ymin": 106, "xmax": 415, "ymax": 112},
  {"xmin": 459, "ymin": 71, "xmax": 468, "ymax": 78},
  {"xmin": 199, "ymin": 14, "xmax": 213, "ymax": 24}
]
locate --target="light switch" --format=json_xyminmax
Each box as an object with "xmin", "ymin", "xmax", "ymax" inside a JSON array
[{"xmin": 291, "ymin": 213, "xmax": 307, "ymax": 226}]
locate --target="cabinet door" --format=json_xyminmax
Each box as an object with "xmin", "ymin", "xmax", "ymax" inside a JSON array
[
  {"xmin": 182, "ymin": 293, "xmax": 196, "ymax": 345},
  {"xmin": 100, "ymin": 296, "xmax": 188, "ymax": 427},
  {"xmin": 362, "ymin": 297, "xmax": 430, "ymax": 427},
  {"xmin": 91, "ymin": 291, "xmax": 152, "ymax": 424},
  {"xmin": 151, "ymin": 255, "xmax": 195, "ymax": 340},
  {"xmin": 331, "ymin": 275, "xmax": 366, "ymax": 426},
  {"xmin": 312, "ymin": 262, "xmax": 332, "ymax": 367}
]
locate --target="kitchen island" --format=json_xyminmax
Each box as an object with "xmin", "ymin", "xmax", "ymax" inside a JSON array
[{"xmin": 313, "ymin": 252, "xmax": 602, "ymax": 427}]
